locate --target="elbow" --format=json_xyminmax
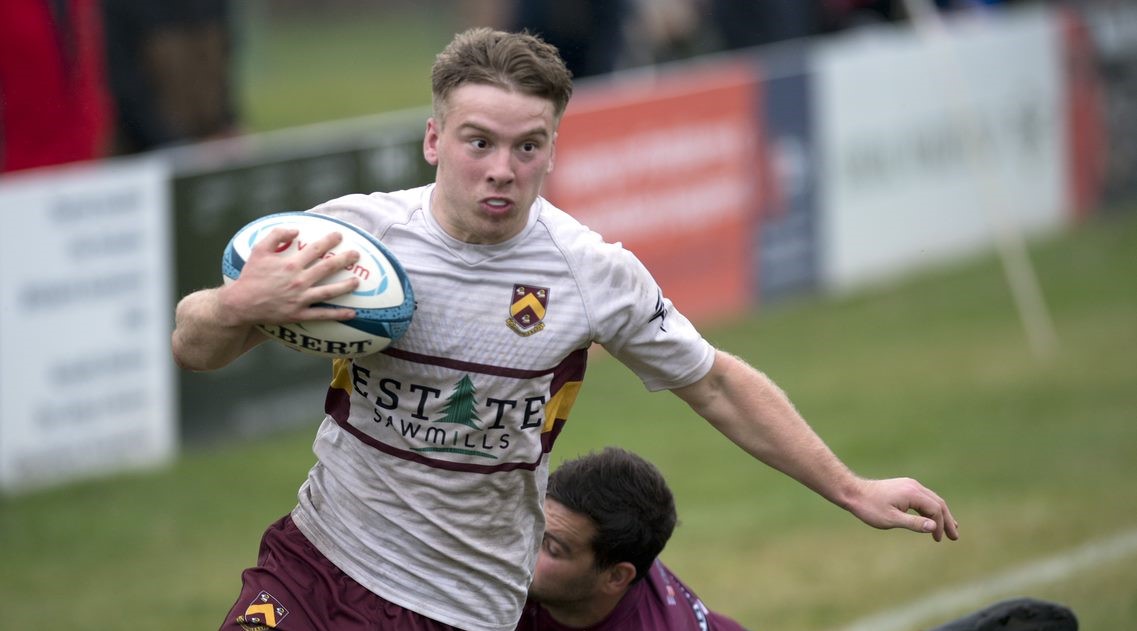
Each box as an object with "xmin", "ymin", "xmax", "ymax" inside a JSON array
[
  {"xmin": 172, "ymin": 349, "xmax": 201, "ymax": 372},
  {"xmin": 171, "ymin": 341, "xmax": 202, "ymax": 372},
  {"xmin": 171, "ymin": 327, "xmax": 262, "ymax": 372},
  {"xmin": 171, "ymin": 333, "xmax": 215, "ymax": 372}
]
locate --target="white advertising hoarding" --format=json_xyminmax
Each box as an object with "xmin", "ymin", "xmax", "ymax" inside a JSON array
[
  {"xmin": 815, "ymin": 9, "xmax": 1068, "ymax": 291},
  {"xmin": 0, "ymin": 157, "xmax": 176, "ymax": 493}
]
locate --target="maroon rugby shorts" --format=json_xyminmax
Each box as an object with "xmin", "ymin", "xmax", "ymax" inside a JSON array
[{"xmin": 218, "ymin": 513, "xmax": 463, "ymax": 631}]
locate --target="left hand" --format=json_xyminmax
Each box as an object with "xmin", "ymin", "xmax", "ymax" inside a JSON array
[{"xmin": 848, "ymin": 477, "xmax": 960, "ymax": 542}]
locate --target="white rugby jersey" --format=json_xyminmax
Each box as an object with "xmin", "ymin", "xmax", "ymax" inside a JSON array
[{"xmin": 290, "ymin": 185, "xmax": 715, "ymax": 631}]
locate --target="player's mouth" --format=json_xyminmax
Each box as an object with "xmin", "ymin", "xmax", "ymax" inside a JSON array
[{"xmin": 480, "ymin": 197, "xmax": 514, "ymax": 215}]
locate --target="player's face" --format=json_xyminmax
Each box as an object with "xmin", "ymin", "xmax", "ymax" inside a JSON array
[
  {"xmin": 424, "ymin": 83, "xmax": 558, "ymax": 245},
  {"xmin": 528, "ymin": 499, "xmax": 605, "ymax": 607}
]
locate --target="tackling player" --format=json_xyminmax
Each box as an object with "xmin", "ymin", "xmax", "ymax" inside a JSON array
[{"xmin": 520, "ymin": 448, "xmax": 1075, "ymax": 631}]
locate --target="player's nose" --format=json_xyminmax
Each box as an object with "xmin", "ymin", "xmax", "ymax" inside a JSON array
[{"xmin": 485, "ymin": 149, "xmax": 515, "ymax": 185}]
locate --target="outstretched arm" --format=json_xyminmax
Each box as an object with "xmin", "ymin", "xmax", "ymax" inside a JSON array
[
  {"xmin": 672, "ymin": 350, "xmax": 959, "ymax": 541},
  {"xmin": 171, "ymin": 228, "xmax": 361, "ymax": 371}
]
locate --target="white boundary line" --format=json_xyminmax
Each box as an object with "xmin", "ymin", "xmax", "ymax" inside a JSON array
[{"xmin": 836, "ymin": 527, "xmax": 1137, "ymax": 631}]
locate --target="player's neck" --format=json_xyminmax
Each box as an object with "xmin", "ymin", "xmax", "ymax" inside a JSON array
[{"xmin": 543, "ymin": 591, "xmax": 625, "ymax": 628}]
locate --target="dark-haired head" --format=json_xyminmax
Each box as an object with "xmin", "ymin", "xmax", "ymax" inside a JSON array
[{"xmin": 546, "ymin": 447, "xmax": 677, "ymax": 583}]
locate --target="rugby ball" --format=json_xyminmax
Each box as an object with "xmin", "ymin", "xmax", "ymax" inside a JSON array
[{"xmin": 221, "ymin": 211, "xmax": 414, "ymax": 358}]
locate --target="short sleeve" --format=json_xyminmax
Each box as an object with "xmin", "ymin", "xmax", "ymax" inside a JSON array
[{"xmin": 578, "ymin": 239, "xmax": 715, "ymax": 392}]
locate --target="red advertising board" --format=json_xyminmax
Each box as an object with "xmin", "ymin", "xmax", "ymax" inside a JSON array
[
  {"xmin": 546, "ymin": 62, "xmax": 764, "ymax": 324},
  {"xmin": 1059, "ymin": 8, "xmax": 1106, "ymax": 219}
]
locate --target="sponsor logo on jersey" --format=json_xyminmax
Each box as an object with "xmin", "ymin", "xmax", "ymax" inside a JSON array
[
  {"xmin": 237, "ymin": 590, "xmax": 289, "ymax": 630},
  {"xmin": 365, "ymin": 371, "xmax": 544, "ymax": 462},
  {"xmin": 507, "ymin": 284, "xmax": 549, "ymax": 336},
  {"xmin": 329, "ymin": 349, "xmax": 587, "ymax": 472},
  {"xmin": 409, "ymin": 374, "xmax": 515, "ymax": 459}
]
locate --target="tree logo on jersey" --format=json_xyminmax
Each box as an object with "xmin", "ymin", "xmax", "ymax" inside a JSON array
[
  {"xmin": 237, "ymin": 590, "xmax": 289, "ymax": 630},
  {"xmin": 507, "ymin": 284, "xmax": 549, "ymax": 336},
  {"xmin": 411, "ymin": 375, "xmax": 512, "ymax": 460},
  {"xmin": 435, "ymin": 375, "xmax": 481, "ymax": 429}
]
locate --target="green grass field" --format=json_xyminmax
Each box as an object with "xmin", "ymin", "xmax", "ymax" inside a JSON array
[{"xmin": 2, "ymin": 208, "xmax": 1134, "ymax": 630}]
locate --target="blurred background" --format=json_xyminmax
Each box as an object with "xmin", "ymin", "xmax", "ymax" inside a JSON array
[{"xmin": 1, "ymin": 0, "xmax": 1135, "ymax": 629}]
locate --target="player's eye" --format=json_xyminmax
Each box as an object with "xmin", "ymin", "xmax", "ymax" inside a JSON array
[{"xmin": 471, "ymin": 138, "xmax": 489, "ymax": 150}]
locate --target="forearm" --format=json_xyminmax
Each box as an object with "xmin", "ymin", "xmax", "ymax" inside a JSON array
[
  {"xmin": 674, "ymin": 351, "xmax": 863, "ymax": 511},
  {"xmin": 171, "ymin": 227, "xmax": 362, "ymax": 371},
  {"xmin": 171, "ymin": 287, "xmax": 264, "ymax": 371},
  {"xmin": 676, "ymin": 350, "xmax": 959, "ymax": 539}
]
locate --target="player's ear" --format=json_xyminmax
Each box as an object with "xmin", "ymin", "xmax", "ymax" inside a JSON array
[
  {"xmin": 600, "ymin": 562, "xmax": 637, "ymax": 595},
  {"xmin": 424, "ymin": 118, "xmax": 440, "ymax": 166}
]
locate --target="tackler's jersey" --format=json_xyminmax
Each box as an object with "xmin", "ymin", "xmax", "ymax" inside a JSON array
[
  {"xmin": 290, "ymin": 185, "xmax": 715, "ymax": 631},
  {"xmin": 518, "ymin": 560, "xmax": 751, "ymax": 631}
]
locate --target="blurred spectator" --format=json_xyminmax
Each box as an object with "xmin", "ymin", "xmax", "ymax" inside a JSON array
[
  {"xmin": 622, "ymin": 0, "xmax": 706, "ymax": 67},
  {"xmin": 935, "ymin": 0, "xmax": 1010, "ymax": 10},
  {"xmin": 821, "ymin": 0, "xmax": 903, "ymax": 31},
  {"xmin": 459, "ymin": 0, "xmax": 515, "ymax": 30},
  {"xmin": 101, "ymin": 0, "xmax": 239, "ymax": 154},
  {"xmin": 0, "ymin": 0, "xmax": 113, "ymax": 173},
  {"xmin": 510, "ymin": 0, "xmax": 633, "ymax": 78},
  {"xmin": 710, "ymin": 0, "xmax": 827, "ymax": 50}
]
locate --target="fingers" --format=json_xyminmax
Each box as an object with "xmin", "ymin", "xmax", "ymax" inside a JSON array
[
  {"xmin": 254, "ymin": 227, "xmax": 352, "ymax": 272},
  {"xmin": 909, "ymin": 493, "xmax": 944, "ymax": 542},
  {"xmin": 255, "ymin": 227, "xmax": 301, "ymax": 255},
  {"xmin": 238, "ymin": 227, "xmax": 361, "ymax": 323},
  {"xmin": 259, "ymin": 227, "xmax": 361, "ymax": 291},
  {"xmin": 895, "ymin": 499, "xmax": 941, "ymax": 540},
  {"xmin": 921, "ymin": 486, "xmax": 960, "ymax": 542},
  {"xmin": 941, "ymin": 500, "xmax": 961, "ymax": 541},
  {"xmin": 300, "ymin": 237, "xmax": 360, "ymax": 288},
  {"xmin": 296, "ymin": 230, "xmax": 347, "ymax": 268},
  {"xmin": 859, "ymin": 478, "xmax": 960, "ymax": 542},
  {"xmin": 299, "ymin": 280, "xmax": 360, "ymax": 322},
  {"xmin": 904, "ymin": 483, "xmax": 959, "ymax": 542},
  {"xmin": 295, "ymin": 305, "xmax": 357, "ymax": 322},
  {"xmin": 294, "ymin": 242, "xmax": 360, "ymax": 321}
]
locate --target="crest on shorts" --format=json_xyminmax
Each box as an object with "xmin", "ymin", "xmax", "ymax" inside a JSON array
[
  {"xmin": 507, "ymin": 284, "xmax": 548, "ymax": 336},
  {"xmin": 237, "ymin": 590, "xmax": 289, "ymax": 630}
]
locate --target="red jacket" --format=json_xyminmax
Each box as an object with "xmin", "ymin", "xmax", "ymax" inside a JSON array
[{"xmin": 0, "ymin": 0, "xmax": 112, "ymax": 173}]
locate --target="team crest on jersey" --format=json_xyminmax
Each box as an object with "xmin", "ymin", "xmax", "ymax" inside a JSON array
[
  {"xmin": 507, "ymin": 284, "xmax": 549, "ymax": 336},
  {"xmin": 236, "ymin": 590, "xmax": 289, "ymax": 630}
]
